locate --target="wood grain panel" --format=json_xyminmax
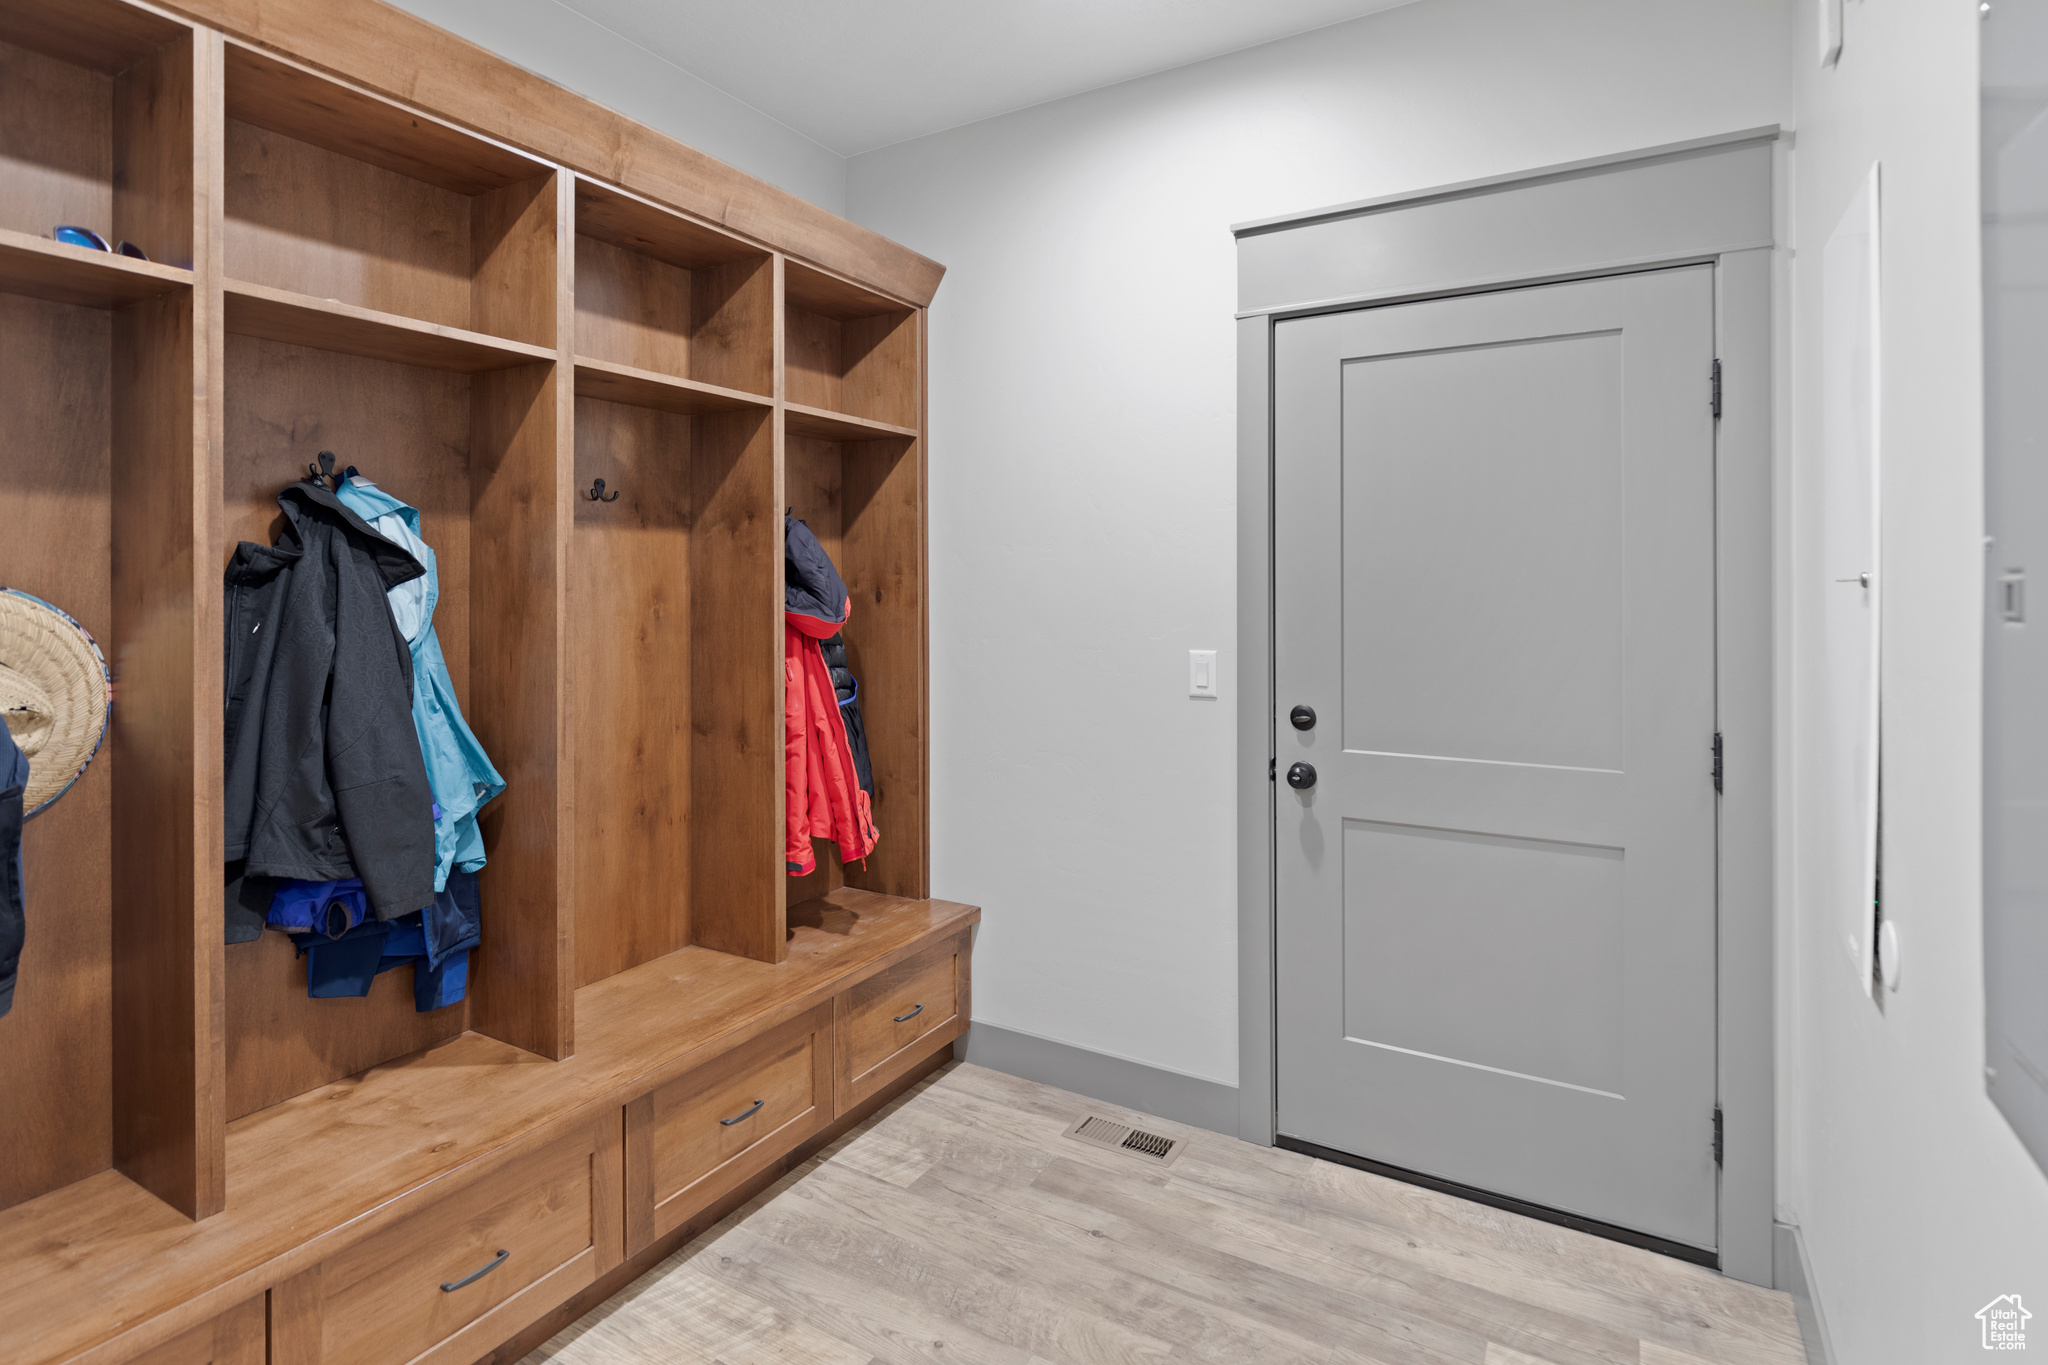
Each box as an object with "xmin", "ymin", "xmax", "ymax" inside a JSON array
[
  {"xmin": 223, "ymin": 41, "xmax": 539, "ymax": 196},
  {"xmin": 839, "ymin": 433, "xmax": 927, "ymax": 900},
  {"xmin": 125, "ymin": 1296, "xmax": 263, "ymax": 1365},
  {"xmin": 224, "ymin": 932, "xmax": 468, "ymax": 1122},
  {"xmin": 317, "ymin": 1135, "xmax": 596, "ymax": 1363},
  {"xmin": 154, "ymin": 0, "xmax": 944, "ymax": 305},
  {"xmin": 689, "ymin": 408, "xmax": 781, "ymax": 963},
  {"xmin": 840, "ymin": 310, "xmax": 918, "ymax": 429},
  {"xmin": 0, "ymin": 291, "xmax": 114, "ymax": 1212},
  {"xmin": 783, "ymin": 302, "xmax": 842, "ymax": 416},
  {"xmin": 222, "ymin": 279, "xmax": 553, "ymax": 373},
  {"xmin": 785, "ymin": 298, "xmax": 914, "ymax": 427},
  {"xmin": 111, "ymin": 269, "xmax": 223, "ymax": 1218},
  {"xmin": 469, "ymin": 360, "xmax": 572, "ymax": 1059},
  {"xmin": 113, "ymin": 30, "xmax": 195, "ymax": 270},
  {"xmin": 571, "ymin": 396, "xmax": 693, "ymax": 987},
  {"xmin": 0, "ymin": 0, "xmax": 190, "ymax": 75},
  {"xmin": 785, "ymin": 402, "xmax": 916, "ymax": 443},
  {"xmin": 220, "ymin": 334, "xmax": 472, "ymax": 1118},
  {"xmin": 571, "ymin": 357, "xmax": 770, "ymax": 417},
  {"xmin": 271, "ymin": 1115, "xmax": 621, "ymax": 1365},
  {"xmin": 0, "ymin": 35, "xmax": 112, "ymax": 244},
  {"xmin": 471, "ymin": 172, "xmax": 556, "ymax": 349},
  {"xmin": 573, "ymin": 176, "xmax": 760, "ymax": 273},
  {"xmin": 625, "ymin": 1005, "xmax": 830, "ymax": 1253},
  {"xmin": 836, "ymin": 936, "xmax": 958, "ymax": 1103},
  {"xmin": 575, "ymin": 233, "xmax": 693, "ymax": 380},
  {"xmin": 0, "ymin": 227, "xmax": 191, "ymax": 307},
  {"xmin": 692, "ymin": 255, "xmax": 774, "ymax": 399},
  {"xmin": 223, "ymin": 117, "xmax": 472, "ymax": 329}
]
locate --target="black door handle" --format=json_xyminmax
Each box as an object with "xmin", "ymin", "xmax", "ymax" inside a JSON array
[
  {"xmin": 1286, "ymin": 762, "xmax": 1317, "ymax": 790},
  {"xmin": 720, "ymin": 1098, "xmax": 765, "ymax": 1126},
  {"xmin": 441, "ymin": 1249, "xmax": 509, "ymax": 1292},
  {"xmin": 1290, "ymin": 704, "xmax": 1317, "ymax": 731}
]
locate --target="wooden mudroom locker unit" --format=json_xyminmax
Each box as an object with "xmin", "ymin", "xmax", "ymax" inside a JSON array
[{"xmin": 0, "ymin": 0, "xmax": 974, "ymax": 1359}]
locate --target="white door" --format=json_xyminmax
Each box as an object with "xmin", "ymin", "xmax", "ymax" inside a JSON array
[{"xmin": 1273, "ymin": 267, "xmax": 1720, "ymax": 1251}]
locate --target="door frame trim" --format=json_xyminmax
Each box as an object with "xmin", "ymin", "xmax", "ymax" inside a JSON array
[{"xmin": 1234, "ymin": 128, "xmax": 1780, "ymax": 1286}]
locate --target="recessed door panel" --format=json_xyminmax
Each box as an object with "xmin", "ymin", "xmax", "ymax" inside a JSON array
[
  {"xmin": 1340, "ymin": 332, "xmax": 1626, "ymax": 772},
  {"xmin": 1276, "ymin": 266, "xmax": 1719, "ymax": 1251}
]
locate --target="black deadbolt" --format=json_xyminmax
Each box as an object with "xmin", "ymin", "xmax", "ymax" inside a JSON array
[
  {"xmin": 1286, "ymin": 762, "xmax": 1318, "ymax": 791},
  {"xmin": 1289, "ymin": 704, "xmax": 1317, "ymax": 731}
]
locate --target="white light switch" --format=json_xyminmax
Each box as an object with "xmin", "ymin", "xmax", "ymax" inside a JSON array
[{"xmin": 1189, "ymin": 650, "xmax": 1218, "ymax": 698}]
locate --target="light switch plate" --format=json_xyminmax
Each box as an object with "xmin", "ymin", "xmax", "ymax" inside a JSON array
[{"xmin": 1189, "ymin": 650, "xmax": 1218, "ymax": 698}]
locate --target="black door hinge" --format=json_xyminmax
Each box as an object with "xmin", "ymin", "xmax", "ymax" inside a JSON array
[
  {"xmin": 1713, "ymin": 1105, "xmax": 1724, "ymax": 1168},
  {"xmin": 1711, "ymin": 732, "xmax": 1724, "ymax": 794},
  {"xmin": 1710, "ymin": 359, "xmax": 1723, "ymax": 419},
  {"xmin": 1269, "ymin": 757, "xmax": 1277, "ymax": 782}
]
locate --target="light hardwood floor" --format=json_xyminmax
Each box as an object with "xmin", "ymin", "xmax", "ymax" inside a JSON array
[{"xmin": 523, "ymin": 1063, "xmax": 1808, "ymax": 1365}]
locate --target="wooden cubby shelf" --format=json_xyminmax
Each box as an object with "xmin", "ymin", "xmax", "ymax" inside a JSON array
[
  {"xmin": 785, "ymin": 400, "xmax": 920, "ymax": 443},
  {"xmin": 573, "ymin": 175, "xmax": 774, "ymax": 399},
  {"xmin": 0, "ymin": 0, "xmax": 950, "ymax": 1360},
  {"xmin": 0, "ymin": 892, "xmax": 977, "ymax": 1365},
  {"xmin": 0, "ymin": 228, "xmax": 191, "ymax": 309},
  {"xmin": 224, "ymin": 278, "xmax": 557, "ymax": 372},
  {"xmin": 784, "ymin": 258, "xmax": 919, "ymax": 431},
  {"xmin": 573, "ymin": 355, "xmax": 774, "ymax": 415}
]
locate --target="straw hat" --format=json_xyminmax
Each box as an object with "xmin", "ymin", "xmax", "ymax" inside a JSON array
[{"xmin": 0, "ymin": 589, "xmax": 111, "ymax": 818}]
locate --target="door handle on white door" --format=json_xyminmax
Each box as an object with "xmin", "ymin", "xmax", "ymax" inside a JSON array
[
  {"xmin": 1835, "ymin": 572, "xmax": 1872, "ymax": 588},
  {"xmin": 1287, "ymin": 762, "xmax": 1317, "ymax": 790}
]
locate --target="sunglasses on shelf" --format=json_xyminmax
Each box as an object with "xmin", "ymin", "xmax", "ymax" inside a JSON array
[{"xmin": 52, "ymin": 226, "xmax": 149, "ymax": 262}]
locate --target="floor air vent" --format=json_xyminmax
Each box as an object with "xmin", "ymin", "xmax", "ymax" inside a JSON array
[{"xmin": 1063, "ymin": 1114, "xmax": 1185, "ymax": 1166}]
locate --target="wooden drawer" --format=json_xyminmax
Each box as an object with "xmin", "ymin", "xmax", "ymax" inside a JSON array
[
  {"xmin": 624, "ymin": 1006, "xmax": 831, "ymax": 1254},
  {"xmin": 835, "ymin": 932, "xmax": 968, "ymax": 1109},
  {"xmin": 271, "ymin": 1116, "xmax": 622, "ymax": 1365},
  {"xmin": 123, "ymin": 1299, "xmax": 266, "ymax": 1365}
]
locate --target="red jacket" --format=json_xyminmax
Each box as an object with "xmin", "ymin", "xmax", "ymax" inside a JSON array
[
  {"xmin": 783, "ymin": 515, "xmax": 878, "ymax": 875},
  {"xmin": 785, "ymin": 620, "xmax": 878, "ymax": 875}
]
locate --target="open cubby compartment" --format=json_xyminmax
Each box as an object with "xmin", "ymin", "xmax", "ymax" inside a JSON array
[
  {"xmin": 0, "ymin": 0, "xmax": 197, "ymax": 272},
  {"xmin": 573, "ymin": 176, "xmax": 774, "ymax": 401},
  {"xmin": 782, "ymin": 422, "xmax": 929, "ymax": 912},
  {"xmin": 0, "ymin": 276, "xmax": 209, "ymax": 1215},
  {"xmin": 221, "ymin": 42, "xmax": 559, "ymax": 349},
  {"xmin": 784, "ymin": 259, "xmax": 919, "ymax": 429},
  {"xmin": 221, "ymin": 327, "xmax": 571, "ymax": 1125},
  {"xmin": 570, "ymin": 380, "xmax": 782, "ymax": 981}
]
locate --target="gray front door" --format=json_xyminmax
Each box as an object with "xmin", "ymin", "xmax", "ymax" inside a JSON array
[{"xmin": 1273, "ymin": 267, "xmax": 1720, "ymax": 1251}]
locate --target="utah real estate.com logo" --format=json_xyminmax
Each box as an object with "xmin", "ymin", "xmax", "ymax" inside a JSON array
[{"xmin": 1980, "ymin": 1295, "xmax": 2032, "ymax": 1351}]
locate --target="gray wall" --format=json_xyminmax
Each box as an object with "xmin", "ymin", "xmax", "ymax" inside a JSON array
[
  {"xmin": 1780, "ymin": 1, "xmax": 2048, "ymax": 1357},
  {"xmin": 841, "ymin": 0, "xmax": 1794, "ymax": 1096},
  {"xmin": 381, "ymin": 0, "xmax": 846, "ymax": 213}
]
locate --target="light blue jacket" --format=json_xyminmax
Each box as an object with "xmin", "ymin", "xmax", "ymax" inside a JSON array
[{"xmin": 336, "ymin": 476, "xmax": 505, "ymax": 890}]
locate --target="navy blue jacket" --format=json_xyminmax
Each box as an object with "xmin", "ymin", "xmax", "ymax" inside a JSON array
[{"xmin": 0, "ymin": 721, "xmax": 27, "ymax": 1017}]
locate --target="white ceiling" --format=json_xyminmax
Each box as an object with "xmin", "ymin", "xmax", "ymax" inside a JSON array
[{"xmin": 551, "ymin": 0, "xmax": 1419, "ymax": 156}]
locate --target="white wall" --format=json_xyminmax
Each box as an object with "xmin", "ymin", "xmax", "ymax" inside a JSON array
[
  {"xmin": 382, "ymin": 0, "xmax": 846, "ymax": 213},
  {"xmin": 1782, "ymin": 2, "xmax": 2048, "ymax": 1358},
  {"xmin": 845, "ymin": 0, "xmax": 1794, "ymax": 1090}
]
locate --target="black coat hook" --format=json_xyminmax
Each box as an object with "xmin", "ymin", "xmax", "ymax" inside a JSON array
[
  {"xmin": 306, "ymin": 450, "xmax": 337, "ymax": 488},
  {"xmin": 587, "ymin": 478, "xmax": 619, "ymax": 503}
]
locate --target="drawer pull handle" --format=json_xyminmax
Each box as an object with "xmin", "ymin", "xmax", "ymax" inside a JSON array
[
  {"xmin": 720, "ymin": 1098, "xmax": 765, "ymax": 1126},
  {"xmin": 894, "ymin": 1003, "xmax": 924, "ymax": 1023},
  {"xmin": 441, "ymin": 1249, "xmax": 509, "ymax": 1292}
]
